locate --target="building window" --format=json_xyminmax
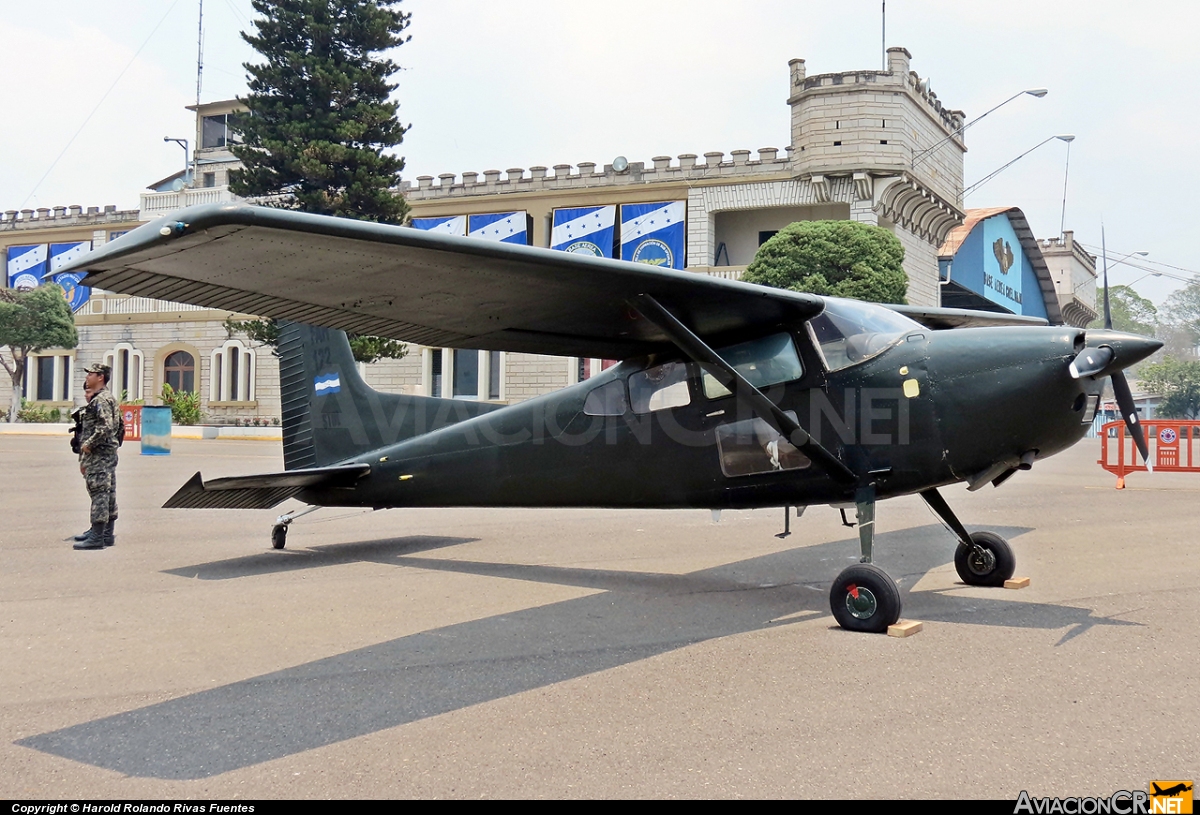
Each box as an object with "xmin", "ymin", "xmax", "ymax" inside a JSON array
[
  {"xmin": 210, "ymin": 340, "xmax": 255, "ymax": 402},
  {"xmin": 453, "ymin": 349, "xmax": 479, "ymax": 398},
  {"xmin": 23, "ymin": 354, "xmax": 72, "ymax": 402},
  {"xmin": 164, "ymin": 350, "xmax": 196, "ymax": 393},
  {"xmin": 103, "ymin": 343, "xmax": 144, "ymax": 401},
  {"xmin": 422, "ymin": 348, "xmax": 504, "ymax": 400},
  {"xmin": 200, "ymin": 113, "xmax": 244, "ymax": 149},
  {"xmin": 202, "ymin": 172, "xmax": 216, "ymax": 188}
]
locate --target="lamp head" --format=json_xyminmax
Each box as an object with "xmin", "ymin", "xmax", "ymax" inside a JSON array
[
  {"xmin": 1056, "ymin": 134, "xmax": 1076, "ymax": 142},
  {"xmin": 1026, "ymin": 88, "xmax": 1049, "ymax": 98}
]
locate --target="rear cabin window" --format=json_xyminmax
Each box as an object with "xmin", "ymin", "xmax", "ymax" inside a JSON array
[
  {"xmin": 702, "ymin": 333, "xmax": 804, "ymax": 400},
  {"xmin": 629, "ymin": 361, "xmax": 691, "ymax": 414},
  {"xmin": 583, "ymin": 379, "xmax": 627, "ymax": 416}
]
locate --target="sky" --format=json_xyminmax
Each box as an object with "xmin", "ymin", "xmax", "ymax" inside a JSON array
[{"xmin": 3, "ymin": 0, "xmax": 1197, "ymax": 307}]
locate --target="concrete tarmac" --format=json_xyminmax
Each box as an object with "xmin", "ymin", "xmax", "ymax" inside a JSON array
[{"xmin": 0, "ymin": 434, "xmax": 1196, "ymax": 799}]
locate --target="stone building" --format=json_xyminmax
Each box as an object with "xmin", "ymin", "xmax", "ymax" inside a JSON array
[{"xmin": 2, "ymin": 47, "xmax": 1094, "ymax": 420}]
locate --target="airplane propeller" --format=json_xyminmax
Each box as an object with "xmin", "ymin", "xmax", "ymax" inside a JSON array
[{"xmin": 1075, "ymin": 227, "xmax": 1159, "ymax": 464}]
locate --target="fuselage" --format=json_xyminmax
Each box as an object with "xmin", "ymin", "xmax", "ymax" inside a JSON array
[{"xmin": 303, "ymin": 301, "xmax": 1154, "ymax": 511}]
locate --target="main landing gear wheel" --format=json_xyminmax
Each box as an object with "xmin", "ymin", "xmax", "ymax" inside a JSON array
[
  {"xmin": 830, "ymin": 563, "xmax": 902, "ymax": 633},
  {"xmin": 271, "ymin": 523, "xmax": 288, "ymax": 550},
  {"xmin": 954, "ymin": 531, "xmax": 1015, "ymax": 587}
]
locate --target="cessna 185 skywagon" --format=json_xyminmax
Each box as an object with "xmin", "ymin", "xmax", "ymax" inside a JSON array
[{"xmin": 58, "ymin": 204, "xmax": 1161, "ymax": 633}]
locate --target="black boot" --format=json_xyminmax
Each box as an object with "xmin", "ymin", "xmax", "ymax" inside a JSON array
[
  {"xmin": 72, "ymin": 529, "xmax": 91, "ymax": 542},
  {"xmin": 103, "ymin": 518, "xmax": 115, "ymax": 548},
  {"xmin": 74, "ymin": 521, "xmax": 106, "ymax": 550}
]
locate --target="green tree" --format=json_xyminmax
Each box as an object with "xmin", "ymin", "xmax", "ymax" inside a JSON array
[
  {"xmin": 1090, "ymin": 285, "xmax": 1158, "ymax": 337},
  {"xmin": 224, "ymin": 316, "xmax": 407, "ymax": 364},
  {"xmin": 1162, "ymin": 281, "xmax": 1200, "ymax": 346},
  {"xmin": 1139, "ymin": 356, "xmax": 1200, "ymax": 420},
  {"xmin": 226, "ymin": 0, "xmax": 411, "ymax": 364},
  {"xmin": 0, "ymin": 284, "xmax": 79, "ymax": 423},
  {"xmin": 742, "ymin": 220, "xmax": 908, "ymax": 304},
  {"xmin": 229, "ymin": 0, "xmax": 412, "ymax": 223}
]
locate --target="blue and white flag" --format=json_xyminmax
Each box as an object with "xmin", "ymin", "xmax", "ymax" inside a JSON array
[
  {"xmin": 7, "ymin": 244, "xmax": 48, "ymax": 290},
  {"xmin": 468, "ymin": 212, "xmax": 529, "ymax": 244},
  {"xmin": 551, "ymin": 206, "xmax": 616, "ymax": 257},
  {"xmin": 314, "ymin": 372, "xmax": 341, "ymax": 395},
  {"xmin": 411, "ymin": 215, "xmax": 466, "ymax": 236},
  {"xmin": 49, "ymin": 241, "xmax": 93, "ymax": 311},
  {"xmin": 620, "ymin": 202, "xmax": 686, "ymax": 269}
]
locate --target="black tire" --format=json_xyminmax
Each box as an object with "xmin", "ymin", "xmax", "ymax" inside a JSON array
[
  {"xmin": 954, "ymin": 531, "xmax": 1015, "ymax": 586},
  {"xmin": 829, "ymin": 563, "xmax": 902, "ymax": 633},
  {"xmin": 271, "ymin": 524, "xmax": 287, "ymax": 550}
]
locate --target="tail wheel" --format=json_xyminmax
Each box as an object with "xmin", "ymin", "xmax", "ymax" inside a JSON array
[
  {"xmin": 271, "ymin": 524, "xmax": 287, "ymax": 550},
  {"xmin": 829, "ymin": 563, "xmax": 902, "ymax": 633},
  {"xmin": 954, "ymin": 531, "xmax": 1015, "ymax": 586}
]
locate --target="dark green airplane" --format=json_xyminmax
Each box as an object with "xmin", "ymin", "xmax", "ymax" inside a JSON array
[{"xmin": 59, "ymin": 204, "xmax": 1161, "ymax": 633}]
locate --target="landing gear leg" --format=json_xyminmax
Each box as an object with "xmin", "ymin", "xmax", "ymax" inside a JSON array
[
  {"xmin": 829, "ymin": 485, "xmax": 901, "ymax": 633},
  {"xmin": 920, "ymin": 488, "xmax": 1015, "ymax": 587},
  {"xmin": 270, "ymin": 505, "xmax": 320, "ymax": 550}
]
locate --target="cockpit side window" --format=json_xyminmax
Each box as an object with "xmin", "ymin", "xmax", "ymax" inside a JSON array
[
  {"xmin": 702, "ymin": 332, "xmax": 804, "ymax": 400},
  {"xmin": 808, "ymin": 299, "xmax": 922, "ymax": 372}
]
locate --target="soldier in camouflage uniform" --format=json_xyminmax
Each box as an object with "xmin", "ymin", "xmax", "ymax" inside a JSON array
[{"xmin": 75, "ymin": 363, "xmax": 120, "ymax": 550}]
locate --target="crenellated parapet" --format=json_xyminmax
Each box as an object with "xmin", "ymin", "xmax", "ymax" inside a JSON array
[
  {"xmin": 403, "ymin": 148, "xmax": 790, "ymax": 201},
  {"xmin": 787, "ymin": 47, "xmax": 966, "ymax": 207},
  {"xmin": 0, "ymin": 204, "xmax": 137, "ymax": 231}
]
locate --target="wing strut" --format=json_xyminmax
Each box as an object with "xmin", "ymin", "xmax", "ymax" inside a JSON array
[{"xmin": 629, "ymin": 294, "xmax": 856, "ymax": 485}]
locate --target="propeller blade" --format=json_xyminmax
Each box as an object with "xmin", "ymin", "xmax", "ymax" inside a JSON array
[
  {"xmin": 1069, "ymin": 346, "xmax": 1114, "ymax": 379},
  {"xmin": 1102, "ymin": 224, "xmax": 1113, "ymax": 330},
  {"xmin": 1111, "ymin": 370, "xmax": 1151, "ymax": 465}
]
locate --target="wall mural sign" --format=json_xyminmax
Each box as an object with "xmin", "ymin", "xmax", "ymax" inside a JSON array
[
  {"xmin": 468, "ymin": 212, "xmax": 529, "ymax": 244},
  {"xmin": 49, "ymin": 242, "xmax": 93, "ymax": 312},
  {"xmin": 551, "ymin": 206, "xmax": 616, "ymax": 257},
  {"xmin": 620, "ymin": 201, "xmax": 685, "ymax": 269},
  {"xmin": 6, "ymin": 244, "xmax": 47, "ymax": 290},
  {"xmin": 981, "ymin": 216, "xmax": 1025, "ymax": 313},
  {"xmin": 411, "ymin": 215, "xmax": 466, "ymax": 236}
]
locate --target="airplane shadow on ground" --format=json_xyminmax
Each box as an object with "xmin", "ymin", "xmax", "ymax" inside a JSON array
[{"xmin": 19, "ymin": 523, "xmax": 1141, "ymax": 779}]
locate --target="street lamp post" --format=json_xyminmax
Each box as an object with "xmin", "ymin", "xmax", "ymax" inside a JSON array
[
  {"xmin": 962, "ymin": 134, "xmax": 1074, "ymax": 199},
  {"xmin": 163, "ymin": 137, "xmax": 190, "ymax": 187},
  {"xmin": 911, "ymin": 88, "xmax": 1048, "ymax": 169}
]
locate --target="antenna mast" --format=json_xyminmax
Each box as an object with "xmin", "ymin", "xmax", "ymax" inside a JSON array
[{"xmin": 195, "ymin": 0, "xmax": 204, "ymax": 106}]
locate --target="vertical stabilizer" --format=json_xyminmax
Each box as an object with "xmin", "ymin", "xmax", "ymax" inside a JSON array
[{"xmin": 277, "ymin": 322, "xmax": 502, "ymax": 469}]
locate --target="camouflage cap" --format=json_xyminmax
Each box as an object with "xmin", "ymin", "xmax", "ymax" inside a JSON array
[{"xmin": 83, "ymin": 363, "xmax": 111, "ymax": 378}]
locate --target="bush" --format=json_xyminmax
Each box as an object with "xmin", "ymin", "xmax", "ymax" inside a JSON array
[
  {"xmin": 160, "ymin": 383, "xmax": 202, "ymax": 426},
  {"xmin": 15, "ymin": 399, "xmax": 60, "ymax": 423}
]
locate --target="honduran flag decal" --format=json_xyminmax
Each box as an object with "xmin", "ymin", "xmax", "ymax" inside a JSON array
[{"xmin": 314, "ymin": 372, "xmax": 341, "ymax": 395}]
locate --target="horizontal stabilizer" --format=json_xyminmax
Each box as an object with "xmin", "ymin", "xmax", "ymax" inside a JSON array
[{"xmin": 163, "ymin": 463, "xmax": 370, "ymax": 509}]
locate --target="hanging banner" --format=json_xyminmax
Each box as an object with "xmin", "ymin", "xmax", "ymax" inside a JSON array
[
  {"xmin": 551, "ymin": 206, "xmax": 615, "ymax": 257},
  {"xmin": 468, "ymin": 212, "xmax": 529, "ymax": 244},
  {"xmin": 49, "ymin": 241, "xmax": 93, "ymax": 312},
  {"xmin": 620, "ymin": 201, "xmax": 685, "ymax": 269},
  {"xmin": 411, "ymin": 215, "xmax": 466, "ymax": 236},
  {"xmin": 7, "ymin": 244, "xmax": 48, "ymax": 290}
]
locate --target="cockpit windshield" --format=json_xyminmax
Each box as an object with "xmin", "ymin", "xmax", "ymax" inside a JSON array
[{"xmin": 808, "ymin": 299, "xmax": 923, "ymax": 371}]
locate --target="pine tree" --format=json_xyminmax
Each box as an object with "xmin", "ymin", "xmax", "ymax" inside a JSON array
[
  {"xmin": 226, "ymin": 0, "xmax": 411, "ymax": 363},
  {"xmin": 229, "ymin": 0, "xmax": 412, "ymax": 224}
]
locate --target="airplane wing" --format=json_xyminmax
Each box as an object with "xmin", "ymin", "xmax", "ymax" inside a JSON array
[
  {"xmin": 61, "ymin": 204, "xmax": 826, "ymax": 360},
  {"xmin": 891, "ymin": 304, "xmax": 1049, "ymax": 330}
]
